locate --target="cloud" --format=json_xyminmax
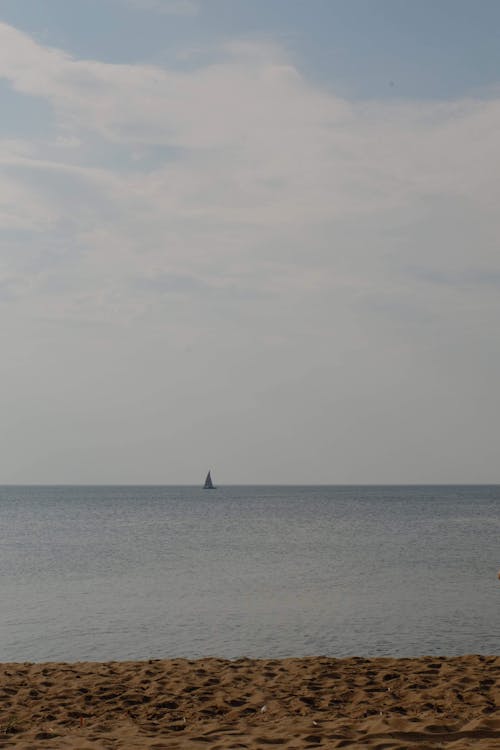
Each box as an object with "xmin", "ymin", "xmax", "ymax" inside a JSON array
[
  {"xmin": 0, "ymin": 24, "xmax": 498, "ymax": 246},
  {"xmin": 0, "ymin": 19, "xmax": 499, "ymax": 325},
  {"xmin": 0, "ymin": 20, "xmax": 499, "ymax": 481},
  {"xmin": 0, "ymin": 20, "xmax": 500, "ymax": 481}
]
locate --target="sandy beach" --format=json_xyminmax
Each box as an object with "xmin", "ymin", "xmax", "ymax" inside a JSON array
[{"xmin": 0, "ymin": 655, "xmax": 499, "ymax": 748}]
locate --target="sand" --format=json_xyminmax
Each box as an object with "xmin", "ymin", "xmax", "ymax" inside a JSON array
[{"xmin": 0, "ymin": 655, "xmax": 499, "ymax": 748}]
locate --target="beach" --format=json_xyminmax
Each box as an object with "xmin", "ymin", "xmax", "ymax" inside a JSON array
[{"xmin": 1, "ymin": 655, "xmax": 499, "ymax": 748}]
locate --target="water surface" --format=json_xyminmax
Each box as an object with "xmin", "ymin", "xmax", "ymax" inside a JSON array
[{"xmin": 1, "ymin": 485, "xmax": 499, "ymax": 661}]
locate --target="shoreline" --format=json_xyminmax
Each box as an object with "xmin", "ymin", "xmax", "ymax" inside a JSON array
[{"xmin": 0, "ymin": 654, "xmax": 499, "ymax": 748}]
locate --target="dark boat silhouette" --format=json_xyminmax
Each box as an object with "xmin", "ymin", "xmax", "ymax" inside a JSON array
[{"xmin": 203, "ymin": 470, "xmax": 216, "ymax": 489}]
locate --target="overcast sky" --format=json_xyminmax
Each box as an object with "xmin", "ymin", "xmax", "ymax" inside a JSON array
[{"xmin": 0, "ymin": 0, "xmax": 499, "ymax": 483}]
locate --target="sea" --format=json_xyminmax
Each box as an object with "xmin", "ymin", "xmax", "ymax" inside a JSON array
[{"xmin": 1, "ymin": 485, "xmax": 499, "ymax": 663}]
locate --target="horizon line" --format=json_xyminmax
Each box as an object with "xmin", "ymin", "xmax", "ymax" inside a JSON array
[{"xmin": 0, "ymin": 482, "xmax": 499, "ymax": 488}]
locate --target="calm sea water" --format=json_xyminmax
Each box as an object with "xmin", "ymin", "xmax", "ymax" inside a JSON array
[{"xmin": 1, "ymin": 485, "xmax": 499, "ymax": 662}]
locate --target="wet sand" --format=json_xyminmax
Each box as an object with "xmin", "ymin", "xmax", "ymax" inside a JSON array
[{"xmin": 0, "ymin": 655, "xmax": 499, "ymax": 748}]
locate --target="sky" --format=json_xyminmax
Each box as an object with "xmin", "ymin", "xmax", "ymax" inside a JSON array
[{"xmin": 0, "ymin": 0, "xmax": 499, "ymax": 484}]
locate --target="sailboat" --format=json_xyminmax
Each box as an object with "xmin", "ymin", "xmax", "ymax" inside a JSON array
[{"xmin": 203, "ymin": 470, "xmax": 216, "ymax": 490}]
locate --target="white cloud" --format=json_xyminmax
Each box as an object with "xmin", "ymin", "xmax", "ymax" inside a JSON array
[
  {"xmin": 0, "ymin": 20, "xmax": 499, "ymax": 304},
  {"xmin": 0, "ymin": 21, "xmax": 499, "ymax": 480}
]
